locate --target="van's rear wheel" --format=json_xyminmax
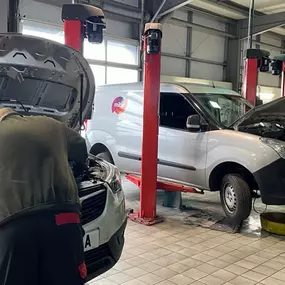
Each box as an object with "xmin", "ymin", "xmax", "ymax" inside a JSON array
[
  {"xmin": 96, "ymin": 151, "xmax": 114, "ymax": 165},
  {"xmin": 220, "ymin": 174, "xmax": 252, "ymax": 222}
]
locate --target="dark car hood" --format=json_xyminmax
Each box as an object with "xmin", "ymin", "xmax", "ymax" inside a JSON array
[
  {"xmin": 0, "ymin": 33, "xmax": 95, "ymax": 130},
  {"xmin": 234, "ymin": 97, "xmax": 285, "ymax": 127}
]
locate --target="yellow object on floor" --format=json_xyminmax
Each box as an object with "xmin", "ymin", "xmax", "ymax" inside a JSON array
[{"xmin": 260, "ymin": 212, "xmax": 285, "ymax": 236}]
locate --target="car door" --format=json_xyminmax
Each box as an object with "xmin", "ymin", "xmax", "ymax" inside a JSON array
[
  {"xmin": 158, "ymin": 92, "xmax": 208, "ymax": 188},
  {"xmin": 115, "ymin": 90, "xmax": 144, "ymax": 173}
]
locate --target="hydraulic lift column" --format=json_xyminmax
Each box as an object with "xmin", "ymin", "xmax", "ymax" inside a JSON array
[
  {"xmin": 62, "ymin": 3, "xmax": 105, "ymax": 52},
  {"xmin": 243, "ymin": 49, "xmax": 270, "ymax": 106},
  {"xmin": 128, "ymin": 23, "xmax": 163, "ymax": 226}
]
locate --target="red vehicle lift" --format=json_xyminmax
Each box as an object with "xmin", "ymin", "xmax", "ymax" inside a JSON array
[
  {"xmin": 62, "ymin": 3, "xmax": 105, "ymax": 52},
  {"xmin": 126, "ymin": 23, "xmax": 203, "ymax": 226},
  {"xmin": 242, "ymin": 49, "xmax": 270, "ymax": 106}
]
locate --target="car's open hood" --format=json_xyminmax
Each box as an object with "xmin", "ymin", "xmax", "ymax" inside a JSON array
[
  {"xmin": 234, "ymin": 97, "xmax": 285, "ymax": 127},
  {"xmin": 0, "ymin": 33, "xmax": 95, "ymax": 130}
]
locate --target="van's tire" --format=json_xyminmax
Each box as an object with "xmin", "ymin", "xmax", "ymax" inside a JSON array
[
  {"xmin": 220, "ymin": 174, "xmax": 252, "ymax": 222},
  {"xmin": 96, "ymin": 151, "xmax": 114, "ymax": 165}
]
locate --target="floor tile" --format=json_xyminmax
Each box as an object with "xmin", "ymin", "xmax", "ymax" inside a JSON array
[
  {"xmin": 261, "ymin": 277, "xmax": 285, "ymax": 285},
  {"xmin": 253, "ymin": 265, "xmax": 278, "ymax": 276},
  {"xmin": 183, "ymin": 268, "xmax": 208, "ymax": 280},
  {"xmin": 137, "ymin": 273, "xmax": 164, "ymax": 285},
  {"xmin": 230, "ymin": 276, "xmax": 257, "ymax": 285},
  {"xmin": 107, "ymin": 273, "xmax": 134, "ymax": 284},
  {"xmin": 199, "ymin": 275, "xmax": 225, "ymax": 285},
  {"xmin": 198, "ymin": 263, "xmax": 220, "ymax": 274},
  {"xmin": 167, "ymin": 262, "xmax": 190, "ymax": 274},
  {"xmin": 242, "ymin": 270, "xmax": 267, "ymax": 282},
  {"xmin": 169, "ymin": 274, "xmax": 195, "ymax": 285},
  {"xmin": 123, "ymin": 267, "xmax": 148, "ymax": 278},
  {"xmin": 212, "ymin": 269, "xmax": 237, "ymax": 282},
  {"xmin": 224, "ymin": 264, "xmax": 248, "ymax": 275},
  {"xmin": 137, "ymin": 262, "xmax": 162, "ymax": 273},
  {"xmin": 154, "ymin": 268, "xmax": 177, "ymax": 279}
]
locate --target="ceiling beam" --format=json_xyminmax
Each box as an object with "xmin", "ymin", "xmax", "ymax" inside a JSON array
[
  {"xmin": 239, "ymin": 11, "xmax": 285, "ymax": 39},
  {"xmin": 146, "ymin": 0, "xmax": 193, "ymax": 19},
  {"xmin": 168, "ymin": 17, "xmax": 235, "ymax": 38}
]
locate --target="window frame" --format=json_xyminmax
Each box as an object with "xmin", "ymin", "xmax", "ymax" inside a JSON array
[
  {"xmin": 159, "ymin": 92, "xmax": 202, "ymax": 132},
  {"xmin": 19, "ymin": 20, "xmax": 141, "ymax": 85}
]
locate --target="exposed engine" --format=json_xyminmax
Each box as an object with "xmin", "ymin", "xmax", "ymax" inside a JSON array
[{"xmin": 237, "ymin": 117, "xmax": 285, "ymax": 142}]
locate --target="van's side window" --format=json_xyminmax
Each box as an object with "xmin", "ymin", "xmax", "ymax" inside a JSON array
[{"xmin": 160, "ymin": 92, "xmax": 197, "ymax": 130}]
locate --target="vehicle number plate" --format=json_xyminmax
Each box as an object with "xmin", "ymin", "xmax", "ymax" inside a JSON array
[{"xmin": 83, "ymin": 230, "xmax": 99, "ymax": 252}]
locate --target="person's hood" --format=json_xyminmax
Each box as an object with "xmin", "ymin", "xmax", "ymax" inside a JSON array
[
  {"xmin": 0, "ymin": 33, "xmax": 95, "ymax": 130},
  {"xmin": 234, "ymin": 97, "xmax": 285, "ymax": 128}
]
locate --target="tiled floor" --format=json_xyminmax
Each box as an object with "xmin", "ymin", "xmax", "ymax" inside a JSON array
[{"xmin": 89, "ymin": 179, "xmax": 285, "ymax": 285}]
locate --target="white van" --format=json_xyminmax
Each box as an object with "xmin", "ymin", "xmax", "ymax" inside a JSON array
[
  {"xmin": 0, "ymin": 33, "xmax": 126, "ymax": 281},
  {"xmin": 85, "ymin": 82, "xmax": 285, "ymax": 222}
]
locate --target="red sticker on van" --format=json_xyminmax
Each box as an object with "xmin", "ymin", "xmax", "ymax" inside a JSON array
[{"xmin": 112, "ymin": 96, "xmax": 128, "ymax": 114}]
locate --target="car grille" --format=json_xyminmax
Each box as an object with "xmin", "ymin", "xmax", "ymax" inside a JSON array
[
  {"xmin": 85, "ymin": 244, "xmax": 112, "ymax": 275},
  {"xmin": 81, "ymin": 188, "xmax": 107, "ymax": 225}
]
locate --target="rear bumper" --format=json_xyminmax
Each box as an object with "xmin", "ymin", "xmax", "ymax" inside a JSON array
[
  {"xmin": 254, "ymin": 158, "xmax": 285, "ymax": 205},
  {"xmin": 85, "ymin": 218, "xmax": 127, "ymax": 281}
]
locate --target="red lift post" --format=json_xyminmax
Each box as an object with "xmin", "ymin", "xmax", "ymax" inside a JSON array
[
  {"xmin": 128, "ymin": 23, "xmax": 163, "ymax": 226},
  {"xmin": 242, "ymin": 49, "xmax": 270, "ymax": 106},
  {"xmin": 127, "ymin": 23, "xmax": 202, "ymax": 226},
  {"xmin": 62, "ymin": 3, "xmax": 105, "ymax": 53}
]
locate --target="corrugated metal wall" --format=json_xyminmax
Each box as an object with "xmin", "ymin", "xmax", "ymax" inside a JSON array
[{"xmin": 161, "ymin": 10, "xmax": 226, "ymax": 81}]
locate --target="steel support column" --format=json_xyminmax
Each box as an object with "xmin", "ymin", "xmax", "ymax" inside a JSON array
[
  {"xmin": 226, "ymin": 24, "xmax": 242, "ymax": 92},
  {"xmin": 0, "ymin": 0, "xmax": 9, "ymax": 33},
  {"xmin": 8, "ymin": 0, "xmax": 19, "ymax": 32},
  {"xmin": 185, "ymin": 11, "xmax": 192, "ymax": 77}
]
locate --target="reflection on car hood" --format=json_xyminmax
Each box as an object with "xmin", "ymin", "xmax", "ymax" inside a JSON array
[
  {"xmin": 234, "ymin": 97, "xmax": 285, "ymax": 127},
  {"xmin": 0, "ymin": 33, "xmax": 95, "ymax": 130}
]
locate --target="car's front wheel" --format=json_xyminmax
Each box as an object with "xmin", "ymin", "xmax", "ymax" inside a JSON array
[
  {"xmin": 220, "ymin": 174, "xmax": 252, "ymax": 222},
  {"xmin": 96, "ymin": 151, "xmax": 114, "ymax": 165}
]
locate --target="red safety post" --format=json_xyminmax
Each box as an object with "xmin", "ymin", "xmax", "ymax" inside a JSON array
[
  {"xmin": 62, "ymin": 4, "xmax": 105, "ymax": 53},
  {"xmin": 64, "ymin": 20, "xmax": 83, "ymax": 52},
  {"xmin": 243, "ymin": 57, "xmax": 258, "ymax": 106},
  {"xmin": 243, "ymin": 49, "xmax": 270, "ymax": 106},
  {"xmin": 128, "ymin": 23, "xmax": 163, "ymax": 226}
]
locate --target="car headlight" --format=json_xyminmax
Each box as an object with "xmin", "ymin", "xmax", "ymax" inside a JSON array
[
  {"xmin": 260, "ymin": 137, "xmax": 285, "ymax": 159},
  {"xmin": 98, "ymin": 159, "xmax": 122, "ymax": 193}
]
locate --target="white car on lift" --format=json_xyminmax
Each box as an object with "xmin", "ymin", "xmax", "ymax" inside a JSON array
[
  {"xmin": 86, "ymin": 81, "xmax": 285, "ymax": 222},
  {"xmin": 0, "ymin": 33, "xmax": 126, "ymax": 281}
]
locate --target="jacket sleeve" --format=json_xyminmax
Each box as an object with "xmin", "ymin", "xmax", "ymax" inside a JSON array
[{"xmin": 64, "ymin": 125, "xmax": 88, "ymax": 172}]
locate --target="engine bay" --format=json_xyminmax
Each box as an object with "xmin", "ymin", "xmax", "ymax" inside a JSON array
[{"xmin": 237, "ymin": 116, "xmax": 285, "ymax": 142}]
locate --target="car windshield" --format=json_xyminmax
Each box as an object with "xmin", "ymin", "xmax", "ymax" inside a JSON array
[{"xmin": 193, "ymin": 93, "xmax": 253, "ymax": 127}]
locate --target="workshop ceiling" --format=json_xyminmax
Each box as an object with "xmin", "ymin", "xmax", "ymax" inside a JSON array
[{"xmin": 188, "ymin": 0, "xmax": 285, "ymax": 36}]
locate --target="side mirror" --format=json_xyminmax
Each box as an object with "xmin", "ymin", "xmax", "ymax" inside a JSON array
[{"xmin": 186, "ymin": 114, "xmax": 201, "ymax": 131}]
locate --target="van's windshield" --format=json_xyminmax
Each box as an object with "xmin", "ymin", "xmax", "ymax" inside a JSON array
[{"xmin": 193, "ymin": 93, "xmax": 254, "ymax": 127}]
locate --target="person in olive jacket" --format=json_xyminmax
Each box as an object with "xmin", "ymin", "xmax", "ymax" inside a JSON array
[{"xmin": 0, "ymin": 107, "xmax": 88, "ymax": 285}]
